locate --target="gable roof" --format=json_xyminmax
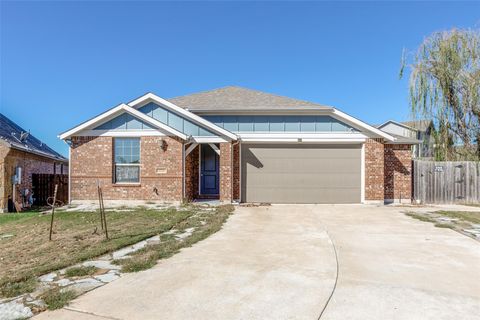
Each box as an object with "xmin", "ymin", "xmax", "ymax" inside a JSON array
[
  {"xmin": 60, "ymin": 88, "xmax": 395, "ymax": 142},
  {"xmin": 169, "ymin": 86, "xmax": 331, "ymax": 111},
  {"xmin": 0, "ymin": 113, "xmax": 67, "ymax": 162},
  {"xmin": 127, "ymin": 93, "xmax": 237, "ymax": 140},
  {"xmin": 59, "ymin": 104, "xmax": 188, "ymax": 140},
  {"xmin": 377, "ymin": 120, "xmax": 418, "ymax": 131}
]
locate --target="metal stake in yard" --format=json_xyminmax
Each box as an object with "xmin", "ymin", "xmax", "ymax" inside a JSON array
[
  {"xmin": 48, "ymin": 184, "xmax": 58, "ymax": 241},
  {"xmin": 97, "ymin": 184, "xmax": 109, "ymax": 240},
  {"xmin": 97, "ymin": 183, "xmax": 105, "ymax": 230}
]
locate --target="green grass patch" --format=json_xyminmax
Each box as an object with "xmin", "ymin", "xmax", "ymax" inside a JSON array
[
  {"xmin": 405, "ymin": 212, "xmax": 437, "ymax": 223},
  {"xmin": 0, "ymin": 212, "xmax": 41, "ymax": 225},
  {"xmin": 41, "ymin": 288, "xmax": 77, "ymax": 310},
  {"xmin": 64, "ymin": 266, "xmax": 98, "ymax": 278},
  {"xmin": 0, "ymin": 275, "xmax": 37, "ymax": 298},
  {"xmin": 434, "ymin": 223, "xmax": 454, "ymax": 229},
  {"xmin": 434, "ymin": 211, "xmax": 480, "ymax": 224}
]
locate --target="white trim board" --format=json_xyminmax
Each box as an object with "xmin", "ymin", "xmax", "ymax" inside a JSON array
[
  {"xmin": 75, "ymin": 130, "xmax": 167, "ymax": 137},
  {"xmin": 331, "ymin": 109, "xmax": 395, "ymax": 141}
]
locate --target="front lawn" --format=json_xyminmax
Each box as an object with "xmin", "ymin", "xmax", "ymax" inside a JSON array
[{"xmin": 0, "ymin": 204, "xmax": 234, "ymax": 298}]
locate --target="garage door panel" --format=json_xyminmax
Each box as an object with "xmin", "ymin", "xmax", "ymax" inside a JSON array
[
  {"xmin": 241, "ymin": 144, "xmax": 361, "ymax": 203},
  {"xmin": 245, "ymin": 158, "xmax": 360, "ymax": 173},
  {"xmin": 245, "ymin": 172, "xmax": 361, "ymax": 188},
  {"xmin": 245, "ymin": 186, "xmax": 360, "ymax": 204},
  {"xmin": 248, "ymin": 148, "xmax": 360, "ymax": 159}
]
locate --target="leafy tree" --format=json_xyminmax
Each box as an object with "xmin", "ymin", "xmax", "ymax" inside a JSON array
[{"xmin": 400, "ymin": 29, "xmax": 480, "ymax": 160}]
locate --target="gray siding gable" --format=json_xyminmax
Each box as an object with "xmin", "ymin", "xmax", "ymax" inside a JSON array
[
  {"xmin": 203, "ymin": 115, "xmax": 355, "ymax": 133},
  {"xmin": 93, "ymin": 103, "xmax": 217, "ymax": 136}
]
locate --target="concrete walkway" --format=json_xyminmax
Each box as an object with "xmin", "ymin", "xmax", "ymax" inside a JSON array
[{"xmin": 34, "ymin": 205, "xmax": 480, "ymax": 320}]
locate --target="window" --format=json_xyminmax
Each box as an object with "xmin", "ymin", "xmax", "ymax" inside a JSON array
[{"xmin": 114, "ymin": 138, "xmax": 140, "ymax": 183}]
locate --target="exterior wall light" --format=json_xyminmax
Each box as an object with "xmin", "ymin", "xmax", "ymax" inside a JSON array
[{"xmin": 160, "ymin": 139, "xmax": 168, "ymax": 152}]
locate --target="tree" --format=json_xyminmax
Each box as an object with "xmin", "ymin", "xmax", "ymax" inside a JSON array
[{"xmin": 400, "ymin": 28, "xmax": 480, "ymax": 160}]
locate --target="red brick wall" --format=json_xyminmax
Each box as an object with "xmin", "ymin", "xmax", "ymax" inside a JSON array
[
  {"xmin": 219, "ymin": 142, "xmax": 233, "ymax": 202},
  {"xmin": 70, "ymin": 136, "xmax": 183, "ymax": 202},
  {"xmin": 365, "ymin": 138, "xmax": 385, "ymax": 201},
  {"xmin": 384, "ymin": 144, "xmax": 412, "ymax": 202},
  {"xmin": 184, "ymin": 145, "xmax": 199, "ymax": 201},
  {"xmin": 1, "ymin": 145, "xmax": 67, "ymax": 211},
  {"xmin": 232, "ymin": 143, "xmax": 240, "ymax": 201}
]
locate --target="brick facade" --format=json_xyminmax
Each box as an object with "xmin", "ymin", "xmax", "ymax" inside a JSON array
[
  {"xmin": 219, "ymin": 143, "xmax": 233, "ymax": 202},
  {"xmin": 184, "ymin": 145, "xmax": 199, "ymax": 201},
  {"xmin": 1, "ymin": 144, "xmax": 67, "ymax": 212},
  {"xmin": 69, "ymin": 137, "xmax": 413, "ymax": 205},
  {"xmin": 384, "ymin": 144, "xmax": 412, "ymax": 203},
  {"xmin": 70, "ymin": 136, "xmax": 183, "ymax": 202},
  {"xmin": 365, "ymin": 138, "xmax": 385, "ymax": 201}
]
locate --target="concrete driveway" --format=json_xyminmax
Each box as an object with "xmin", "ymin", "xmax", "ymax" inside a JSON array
[{"xmin": 35, "ymin": 205, "xmax": 480, "ymax": 320}]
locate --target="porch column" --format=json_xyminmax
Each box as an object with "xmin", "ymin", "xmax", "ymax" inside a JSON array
[{"xmin": 219, "ymin": 142, "xmax": 233, "ymax": 202}]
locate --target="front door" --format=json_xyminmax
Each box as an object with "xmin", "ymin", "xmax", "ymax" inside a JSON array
[{"xmin": 200, "ymin": 144, "xmax": 219, "ymax": 195}]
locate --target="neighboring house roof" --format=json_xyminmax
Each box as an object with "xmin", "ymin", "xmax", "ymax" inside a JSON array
[
  {"xmin": 169, "ymin": 86, "xmax": 331, "ymax": 111},
  {"xmin": 0, "ymin": 113, "xmax": 67, "ymax": 162},
  {"xmin": 387, "ymin": 133, "xmax": 422, "ymax": 145},
  {"xmin": 377, "ymin": 120, "xmax": 418, "ymax": 132},
  {"xmin": 401, "ymin": 120, "xmax": 433, "ymax": 132}
]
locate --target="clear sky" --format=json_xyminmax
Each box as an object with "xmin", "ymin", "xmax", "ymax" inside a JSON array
[{"xmin": 1, "ymin": 1, "xmax": 479, "ymax": 157}]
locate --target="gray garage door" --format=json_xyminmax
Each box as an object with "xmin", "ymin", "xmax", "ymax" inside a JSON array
[{"xmin": 241, "ymin": 144, "xmax": 362, "ymax": 203}]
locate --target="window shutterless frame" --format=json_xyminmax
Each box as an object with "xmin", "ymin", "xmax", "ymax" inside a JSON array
[{"xmin": 113, "ymin": 137, "xmax": 141, "ymax": 184}]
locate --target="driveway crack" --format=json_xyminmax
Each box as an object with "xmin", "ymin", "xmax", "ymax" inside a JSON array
[{"xmin": 317, "ymin": 229, "xmax": 339, "ymax": 320}]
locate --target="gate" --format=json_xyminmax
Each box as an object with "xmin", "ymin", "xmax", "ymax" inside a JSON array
[
  {"xmin": 32, "ymin": 174, "xmax": 68, "ymax": 206},
  {"xmin": 413, "ymin": 160, "xmax": 480, "ymax": 204}
]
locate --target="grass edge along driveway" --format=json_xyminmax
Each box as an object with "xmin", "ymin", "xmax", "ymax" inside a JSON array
[{"xmin": 0, "ymin": 204, "xmax": 234, "ymax": 299}]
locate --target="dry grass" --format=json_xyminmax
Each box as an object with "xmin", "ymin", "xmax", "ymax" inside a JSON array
[{"xmin": 0, "ymin": 206, "xmax": 194, "ymax": 296}]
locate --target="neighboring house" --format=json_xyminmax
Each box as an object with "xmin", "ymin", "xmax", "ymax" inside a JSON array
[
  {"xmin": 61, "ymin": 86, "xmax": 416, "ymax": 205},
  {"xmin": 377, "ymin": 120, "xmax": 435, "ymax": 158},
  {"xmin": 0, "ymin": 114, "xmax": 68, "ymax": 212}
]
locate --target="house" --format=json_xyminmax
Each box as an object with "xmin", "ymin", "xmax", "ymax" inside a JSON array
[
  {"xmin": 377, "ymin": 120, "xmax": 435, "ymax": 158},
  {"xmin": 60, "ymin": 86, "xmax": 417, "ymax": 205},
  {"xmin": 0, "ymin": 114, "xmax": 68, "ymax": 212}
]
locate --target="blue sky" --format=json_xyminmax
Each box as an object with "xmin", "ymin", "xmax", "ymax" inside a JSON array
[{"xmin": 1, "ymin": 1, "xmax": 479, "ymax": 157}]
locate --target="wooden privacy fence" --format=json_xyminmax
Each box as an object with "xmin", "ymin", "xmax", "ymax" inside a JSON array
[
  {"xmin": 413, "ymin": 160, "xmax": 480, "ymax": 204},
  {"xmin": 32, "ymin": 174, "xmax": 68, "ymax": 206}
]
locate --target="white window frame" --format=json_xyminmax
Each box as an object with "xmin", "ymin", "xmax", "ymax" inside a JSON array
[{"xmin": 114, "ymin": 137, "xmax": 141, "ymax": 184}]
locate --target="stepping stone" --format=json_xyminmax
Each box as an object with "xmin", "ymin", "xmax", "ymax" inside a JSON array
[
  {"xmin": 82, "ymin": 260, "xmax": 120, "ymax": 270},
  {"xmin": 39, "ymin": 272, "xmax": 57, "ymax": 282},
  {"xmin": 56, "ymin": 279, "xmax": 73, "ymax": 287},
  {"xmin": 463, "ymin": 229, "xmax": 480, "ymax": 235},
  {"xmin": 71, "ymin": 278, "xmax": 104, "ymax": 295},
  {"xmin": 94, "ymin": 273, "xmax": 120, "ymax": 283},
  {"xmin": 175, "ymin": 227, "xmax": 195, "ymax": 240},
  {"xmin": 0, "ymin": 300, "xmax": 33, "ymax": 320}
]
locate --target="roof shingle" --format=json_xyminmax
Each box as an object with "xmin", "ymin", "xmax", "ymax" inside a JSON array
[{"xmin": 169, "ymin": 86, "xmax": 330, "ymax": 111}]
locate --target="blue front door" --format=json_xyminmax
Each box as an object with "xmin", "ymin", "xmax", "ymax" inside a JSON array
[{"xmin": 200, "ymin": 144, "xmax": 219, "ymax": 195}]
